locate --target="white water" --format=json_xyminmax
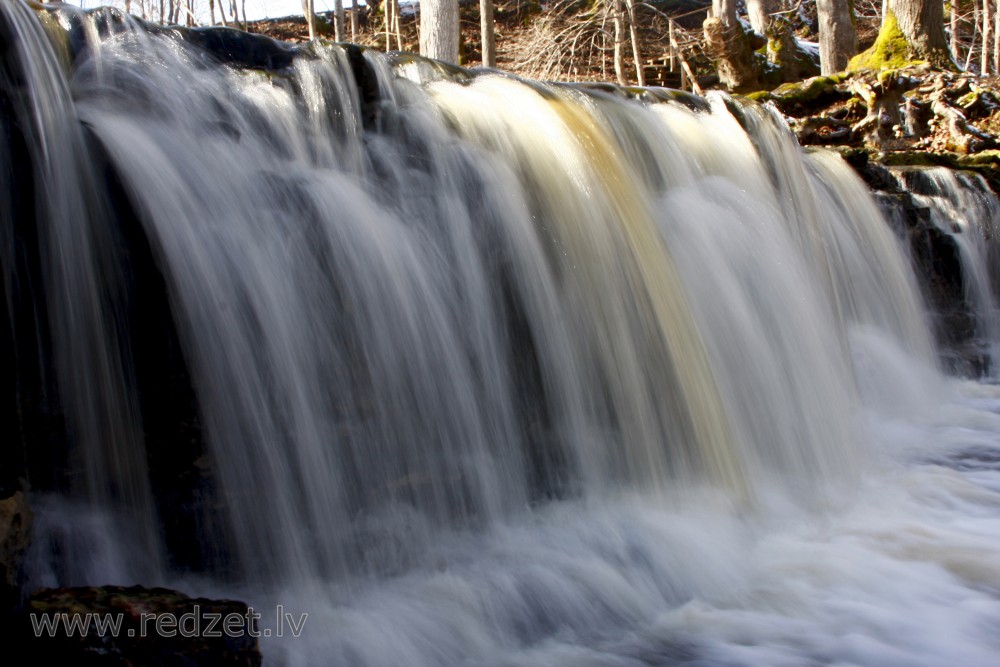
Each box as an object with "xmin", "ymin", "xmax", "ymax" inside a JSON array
[
  {"xmin": 7, "ymin": 3, "xmax": 1000, "ymax": 666},
  {"xmin": 889, "ymin": 166, "xmax": 1000, "ymax": 368}
]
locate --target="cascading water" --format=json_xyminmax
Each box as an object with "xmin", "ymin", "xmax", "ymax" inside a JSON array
[
  {"xmin": 887, "ymin": 166, "xmax": 1000, "ymax": 372},
  {"xmin": 7, "ymin": 2, "xmax": 1000, "ymax": 665}
]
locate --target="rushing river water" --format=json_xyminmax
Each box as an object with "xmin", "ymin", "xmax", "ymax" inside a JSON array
[{"xmin": 5, "ymin": 2, "xmax": 1000, "ymax": 665}]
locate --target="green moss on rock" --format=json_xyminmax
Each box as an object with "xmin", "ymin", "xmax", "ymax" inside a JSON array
[
  {"xmin": 848, "ymin": 10, "xmax": 921, "ymax": 72},
  {"xmin": 765, "ymin": 73, "xmax": 850, "ymax": 116}
]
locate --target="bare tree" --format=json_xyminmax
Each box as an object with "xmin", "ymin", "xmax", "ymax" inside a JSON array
[
  {"xmin": 420, "ymin": 0, "xmax": 460, "ymax": 63},
  {"xmin": 817, "ymin": 0, "xmax": 858, "ymax": 73},
  {"xmin": 611, "ymin": 0, "xmax": 627, "ymax": 84},
  {"xmin": 624, "ymin": 0, "xmax": 644, "ymax": 84}
]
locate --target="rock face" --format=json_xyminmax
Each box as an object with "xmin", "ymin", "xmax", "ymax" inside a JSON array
[
  {"xmin": 0, "ymin": 492, "xmax": 31, "ymax": 611},
  {"xmin": 9, "ymin": 586, "xmax": 262, "ymax": 667}
]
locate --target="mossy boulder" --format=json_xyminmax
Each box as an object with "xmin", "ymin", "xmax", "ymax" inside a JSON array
[{"xmin": 762, "ymin": 73, "xmax": 850, "ymax": 115}]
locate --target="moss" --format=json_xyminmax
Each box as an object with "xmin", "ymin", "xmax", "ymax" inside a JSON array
[
  {"xmin": 847, "ymin": 10, "xmax": 923, "ymax": 72},
  {"xmin": 767, "ymin": 73, "xmax": 849, "ymax": 115},
  {"xmin": 956, "ymin": 150, "xmax": 1000, "ymax": 167},
  {"xmin": 877, "ymin": 150, "xmax": 959, "ymax": 168},
  {"xmin": 744, "ymin": 90, "xmax": 772, "ymax": 102},
  {"xmin": 28, "ymin": 5, "xmax": 75, "ymax": 71},
  {"xmin": 957, "ymin": 91, "xmax": 980, "ymax": 108}
]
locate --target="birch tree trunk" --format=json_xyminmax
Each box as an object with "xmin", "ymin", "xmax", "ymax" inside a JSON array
[{"xmin": 420, "ymin": 0, "xmax": 460, "ymax": 64}]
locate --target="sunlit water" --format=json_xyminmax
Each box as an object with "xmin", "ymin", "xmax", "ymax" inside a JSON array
[{"xmin": 6, "ymin": 2, "xmax": 1000, "ymax": 665}]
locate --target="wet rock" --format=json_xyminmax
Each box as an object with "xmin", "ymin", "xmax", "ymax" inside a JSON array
[
  {"xmin": 0, "ymin": 492, "xmax": 31, "ymax": 612},
  {"xmin": 181, "ymin": 26, "xmax": 299, "ymax": 70}
]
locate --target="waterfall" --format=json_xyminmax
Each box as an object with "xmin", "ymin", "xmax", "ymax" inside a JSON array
[
  {"xmin": 885, "ymin": 167, "xmax": 1000, "ymax": 374},
  {"xmin": 7, "ymin": 3, "xmax": 1000, "ymax": 666}
]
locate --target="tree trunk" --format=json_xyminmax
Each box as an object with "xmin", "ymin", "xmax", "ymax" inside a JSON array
[
  {"xmin": 394, "ymin": 0, "xmax": 403, "ymax": 50},
  {"xmin": 481, "ymin": 0, "xmax": 496, "ymax": 67},
  {"xmin": 968, "ymin": 0, "xmax": 980, "ymax": 69},
  {"xmin": 611, "ymin": 0, "xmax": 627, "ymax": 84},
  {"xmin": 333, "ymin": 0, "xmax": 345, "ymax": 41},
  {"xmin": 703, "ymin": 16, "xmax": 760, "ymax": 89},
  {"xmin": 385, "ymin": 0, "xmax": 393, "ymax": 51},
  {"xmin": 890, "ymin": 0, "xmax": 951, "ymax": 66},
  {"xmin": 420, "ymin": 0, "xmax": 460, "ymax": 64},
  {"xmin": 994, "ymin": 0, "xmax": 1000, "ymax": 71},
  {"xmin": 984, "ymin": 0, "xmax": 992, "ymax": 72},
  {"xmin": 747, "ymin": 0, "xmax": 772, "ymax": 34},
  {"xmin": 303, "ymin": 0, "xmax": 316, "ymax": 40},
  {"xmin": 713, "ymin": 0, "xmax": 738, "ymax": 26},
  {"xmin": 951, "ymin": 0, "xmax": 959, "ymax": 62},
  {"xmin": 624, "ymin": 0, "xmax": 645, "ymax": 85},
  {"xmin": 209, "ymin": 0, "xmax": 216, "ymax": 25},
  {"xmin": 852, "ymin": 0, "xmax": 953, "ymax": 69},
  {"xmin": 350, "ymin": 5, "xmax": 358, "ymax": 41},
  {"xmin": 817, "ymin": 0, "xmax": 858, "ymax": 73}
]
